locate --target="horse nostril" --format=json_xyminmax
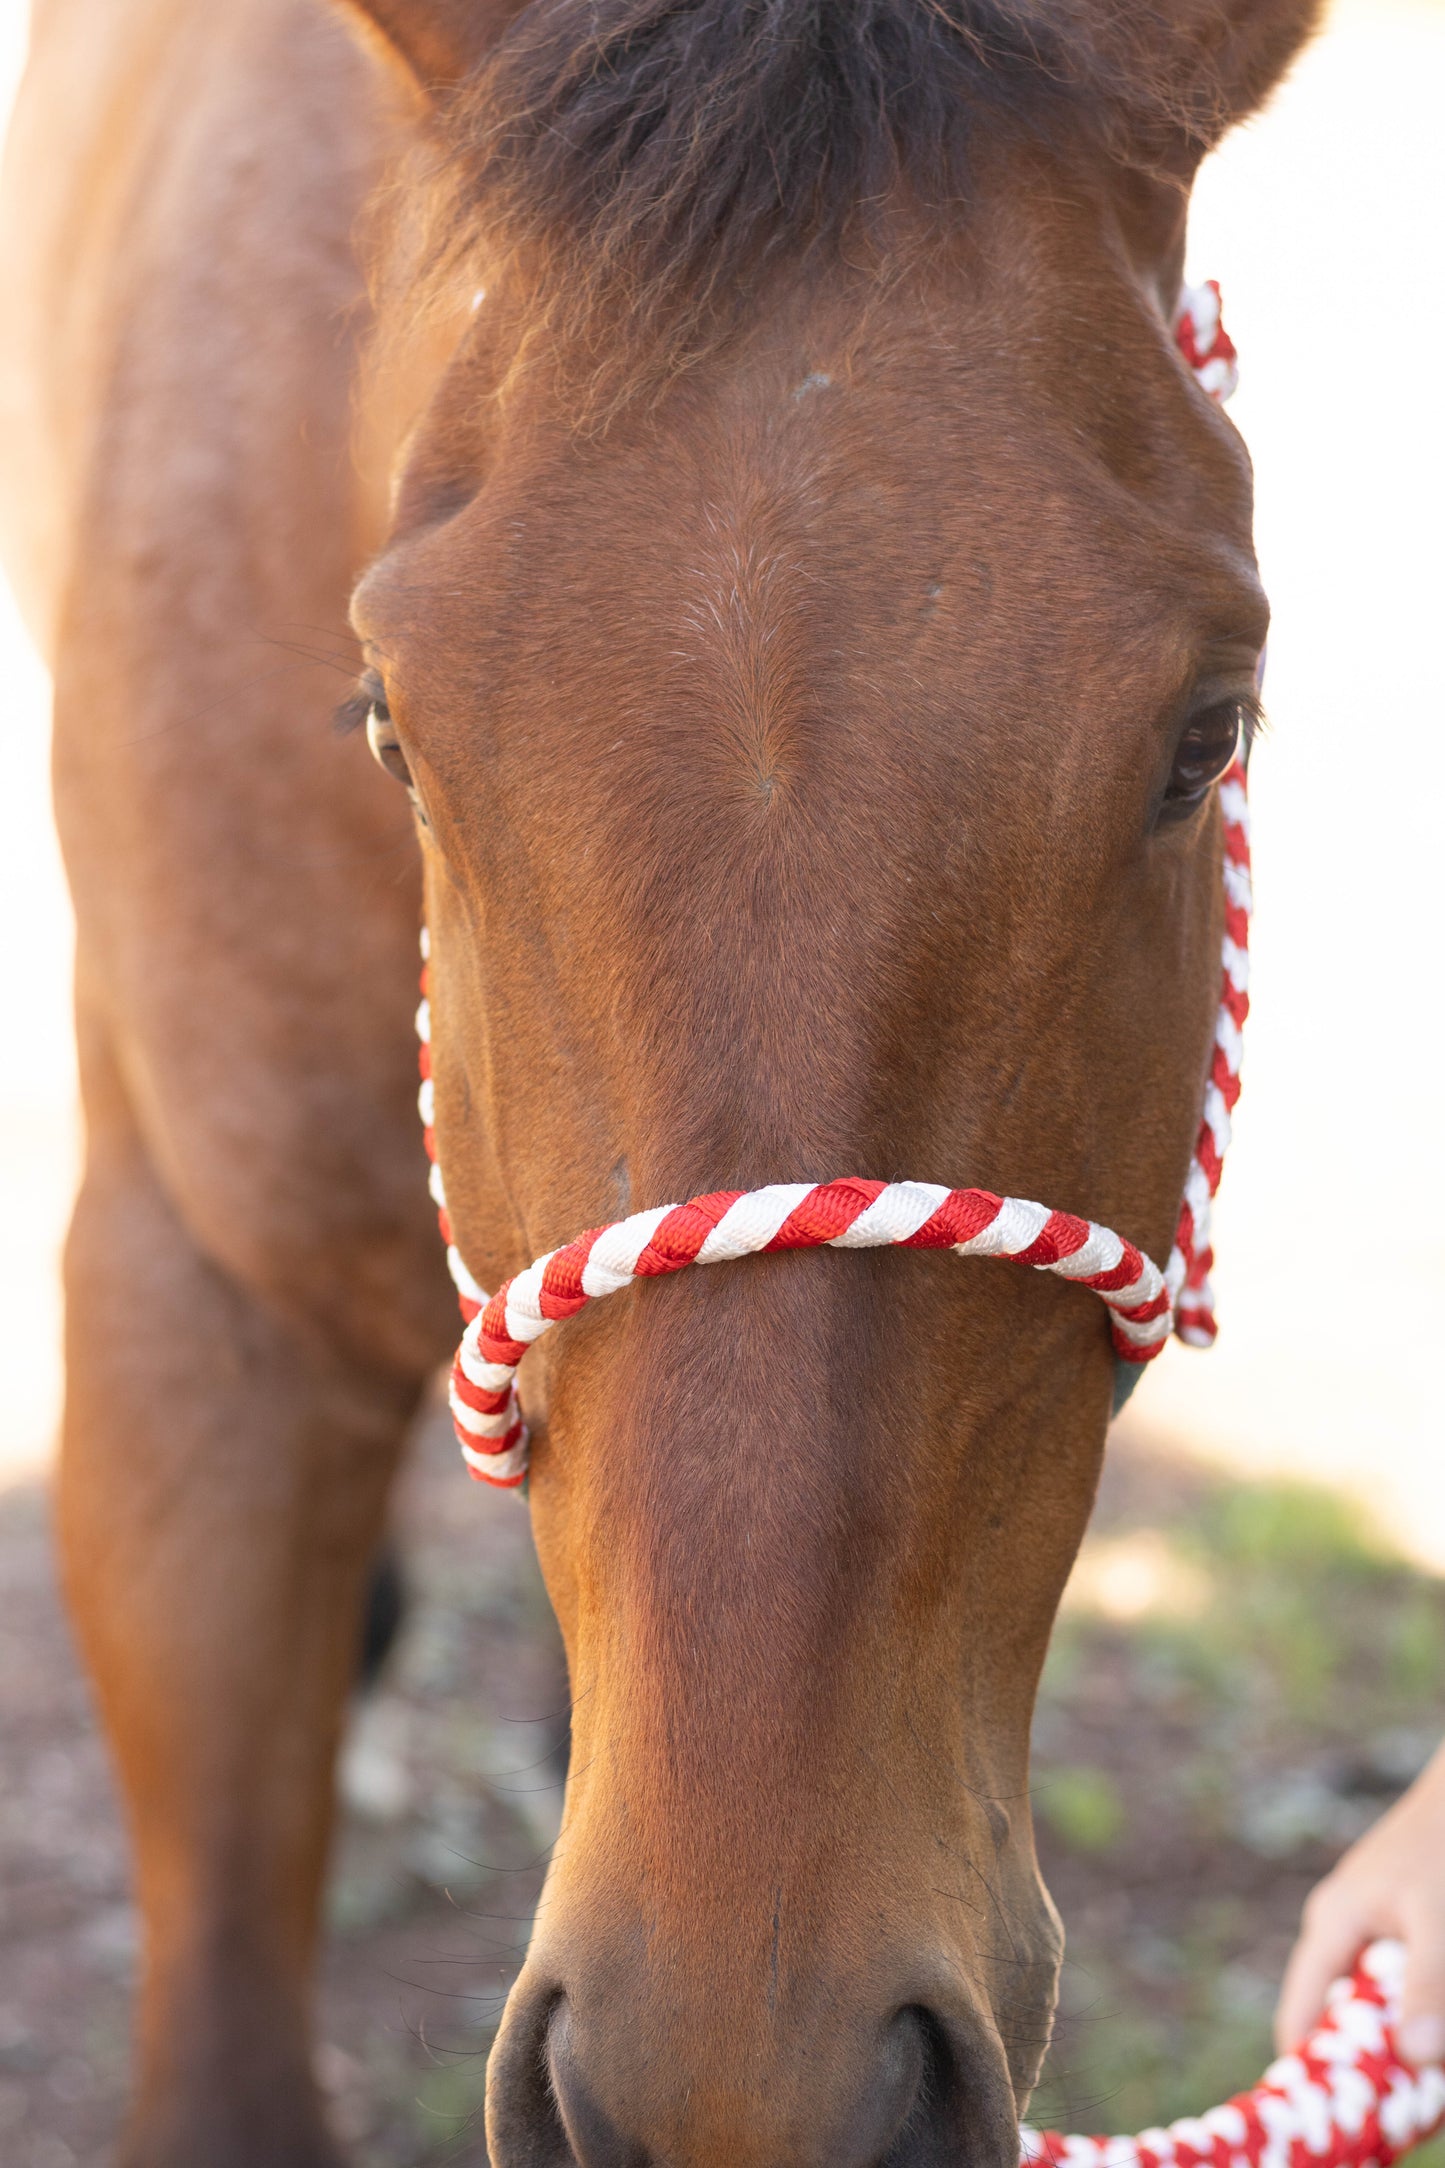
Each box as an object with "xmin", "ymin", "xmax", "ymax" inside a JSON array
[
  {"xmin": 858, "ymin": 2006, "xmax": 930, "ymax": 2164},
  {"xmin": 545, "ymin": 1998, "xmax": 644, "ymax": 2168},
  {"xmin": 486, "ymin": 1982, "xmax": 579, "ymax": 2167},
  {"xmin": 878, "ymin": 2005, "xmax": 983, "ymax": 2168}
]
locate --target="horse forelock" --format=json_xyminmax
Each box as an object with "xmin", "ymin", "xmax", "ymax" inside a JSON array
[{"xmin": 384, "ymin": 0, "xmax": 1274, "ymax": 424}]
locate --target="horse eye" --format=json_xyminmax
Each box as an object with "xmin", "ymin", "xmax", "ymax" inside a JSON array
[
  {"xmin": 365, "ymin": 692, "xmax": 414, "ymax": 791},
  {"xmin": 1162, "ymin": 700, "xmax": 1244, "ymax": 816}
]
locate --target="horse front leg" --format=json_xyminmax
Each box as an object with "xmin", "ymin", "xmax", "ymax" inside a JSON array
[{"xmin": 58, "ymin": 1045, "xmax": 431, "ymax": 2168}]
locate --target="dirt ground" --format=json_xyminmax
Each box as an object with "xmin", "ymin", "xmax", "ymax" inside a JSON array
[{"xmin": 3, "ymin": 1414, "xmax": 1444, "ymax": 2168}]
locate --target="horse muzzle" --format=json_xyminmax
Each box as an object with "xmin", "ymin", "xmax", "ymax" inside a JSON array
[{"xmin": 486, "ymin": 1959, "xmax": 1025, "ymax": 2168}]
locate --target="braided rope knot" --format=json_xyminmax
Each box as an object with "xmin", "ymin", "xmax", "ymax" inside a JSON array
[
  {"xmin": 418, "ymin": 284, "xmax": 1252, "ymax": 1489},
  {"xmin": 1020, "ymin": 1943, "xmax": 1445, "ymax": 2168}
]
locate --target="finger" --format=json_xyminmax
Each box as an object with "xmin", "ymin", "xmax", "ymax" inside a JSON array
[
  {"xmin": 1397, "ymin": 1920, "xmax": 1445, "ymax": 2068},
  {"xmin": 1275, "ymin": 1903, "xmax": 1367, "ymax": 2053}
]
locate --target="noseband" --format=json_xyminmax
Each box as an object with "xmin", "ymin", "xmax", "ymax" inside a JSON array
[{"xmin": 417, "ymin": 283, "xmax": 1250, "ymax": 1491}]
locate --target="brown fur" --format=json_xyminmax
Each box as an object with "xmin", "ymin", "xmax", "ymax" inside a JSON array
[{"xmin": 0, "ymin": 1, "xmax": 1320, "ymax": 2162}]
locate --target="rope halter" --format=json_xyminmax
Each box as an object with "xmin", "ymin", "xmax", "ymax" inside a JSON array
[{"xmin": 416, "ymin": 283, "xmax": 1250, "ymax": 1491}]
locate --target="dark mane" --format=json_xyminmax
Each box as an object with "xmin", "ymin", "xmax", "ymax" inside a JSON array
[{"xmin": 409, "ymin": 1, "xmax": 1249, "ymax": 415}]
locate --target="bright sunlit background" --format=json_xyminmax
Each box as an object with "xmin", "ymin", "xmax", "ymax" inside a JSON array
[
  {"xmin": 0, "ymin": 4, "xmax": 1442, "ymax": 2164},
  {"xmin": 1130, "ymin": 0, "xmax": 1445, "ymax": 1568},
  {"xmin": 0, "ymin": 1, "xmax": 72, "ymax": 1498}
]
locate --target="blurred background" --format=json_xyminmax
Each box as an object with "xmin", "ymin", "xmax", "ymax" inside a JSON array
[{"xmin": 2, "ymin": 0, "xmax": 1443, "ymax": 2162}]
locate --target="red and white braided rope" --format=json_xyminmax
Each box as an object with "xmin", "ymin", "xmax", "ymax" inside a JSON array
[
  {"xmin": 1171, "ymin": 757, "xmax": 1251, "ymax": 1347},
  {"xmin": 1174, "ymin": 278, "xmax": 1240, "ymax": 404},
  {"xmin": 415, "ymin": 280, "xmax": 1250, "ymax": 1491},
  {"xmin": 1021, "ymin": 1942, "xmax": 1445, "ymax": 2168}
]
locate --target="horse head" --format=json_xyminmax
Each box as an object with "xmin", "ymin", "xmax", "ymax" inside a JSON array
[{"xmin": 338, "ymin": 3, "xmax": 1318, "ymax": 2159}]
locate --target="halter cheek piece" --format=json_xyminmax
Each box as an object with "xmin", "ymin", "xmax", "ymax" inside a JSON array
[
  {"xmin": 418, "ymin": 284, "xmax": 1250, "ymax": 1493},
  {"xmin": 413, "ymin": 288, "xmax": 1445, "ymax": 2168}
]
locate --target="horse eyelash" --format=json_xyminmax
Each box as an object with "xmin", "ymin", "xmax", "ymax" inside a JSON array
[
  {"xmin": 333, "ymin": 667, "xmax": 387, "ymax": 737},
  {"xmin": 1239, "ymin": 690, "xmax": 1268, "ymax": 751},
  {"xmin": 333, "ymin": 686, "xmax": 372, "ymax": 736}
]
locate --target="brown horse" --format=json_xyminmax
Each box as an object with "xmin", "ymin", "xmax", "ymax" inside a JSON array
[{"xmin": 0, "ymin": 1, "xmax": 1320, "ymax": 2162}]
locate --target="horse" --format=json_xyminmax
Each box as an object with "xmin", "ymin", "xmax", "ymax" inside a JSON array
[{"xmin": 0, "ymin": 1, "xmax": 1321, "ymax": 2162}]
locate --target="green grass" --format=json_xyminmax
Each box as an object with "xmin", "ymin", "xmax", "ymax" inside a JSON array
[{"xmin": 1030, "ymin": 1450, "xmax": 1445, "ymax": 2148}]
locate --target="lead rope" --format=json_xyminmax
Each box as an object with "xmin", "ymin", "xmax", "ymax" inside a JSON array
[
  {"xmin": 1022, "ymin": 1942, "xmax": 1445, "ymax": 2168},
  {"xmin": 418, "ymin": 289, "xmax": 1249, "ymax": 1491},
  {"xmin": 413, "ymin": 291, "xmax": 1445, "ymax": 2167}
]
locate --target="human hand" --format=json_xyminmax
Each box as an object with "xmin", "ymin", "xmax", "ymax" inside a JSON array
[{"xmin": 1276, "ymin": 1740, "xmax": 1445, "ymax": 2066}]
